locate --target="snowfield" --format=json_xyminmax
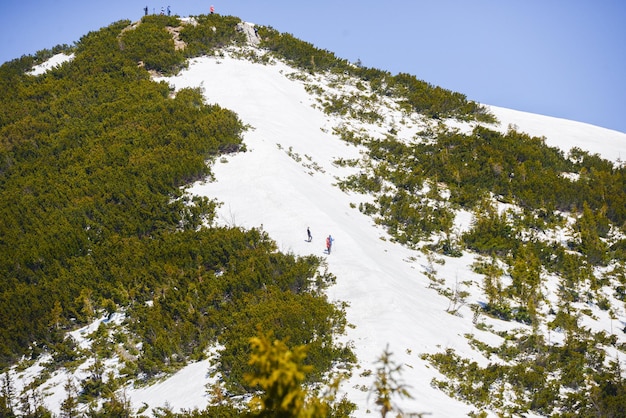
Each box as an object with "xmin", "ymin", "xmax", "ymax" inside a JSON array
[
  {"xmin": 15, "ymin": 45, "xmax": 626, "ymax": 417},
  {"xmin": 156, "ymin": 50, "xmax": 626, "ymax": 416},
  {"xmin": 488, "ymin": 104, "xmax": 626, "ymax": 163},
  {"xmin": 28, "ymin": 53, "xmax": 74, "ymax": 76}
]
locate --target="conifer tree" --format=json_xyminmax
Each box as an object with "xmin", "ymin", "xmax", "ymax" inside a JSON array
[
  {"xmin": 245, "ymin": 332, "xmax": 323, "ymax": 417},
  {"xmin": 19, "ymin": 387, "xmax": 53, "ymax": 418},
  {"xmin": 369, "ymin": 345, "xmax": 415, "ymax": 418},
  {"xmin": 576, "ymin": 202, "xmax": 609, "ymax": 265},
  {"xmin": 481, "ymin": 257, "xmax": 504, "ymax": 308},
  {"xmin": 0, "ymin": 372, "xmax": 16, "ymax": 417},
  {"xmin": 508, "ymin": 244, "xmax": 542, "ymax": 323},
  {"xmin": 59, "ymin": 377, "xmax": 79, "ymax": 418}
]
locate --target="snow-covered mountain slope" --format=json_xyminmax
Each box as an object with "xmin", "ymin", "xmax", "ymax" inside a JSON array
[
  {"xmin": 14, "ymin": 44, "xmax": 626, "ymax": 417},
  {"xmin": 154, "ymin": 53, "xmax": 479, "ymax": 417},
  {"xmin": 150, "ymin": 50, "xmax": 626, "ymax": 416},
  {"xmin": 488, "ymin": 105, "xmax": 626, "ymax": 163}
]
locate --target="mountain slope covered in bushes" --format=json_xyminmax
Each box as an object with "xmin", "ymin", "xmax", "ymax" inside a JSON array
[{"xmin": 2, "ymin": 12, "xmax": 626, "ymax": 417}]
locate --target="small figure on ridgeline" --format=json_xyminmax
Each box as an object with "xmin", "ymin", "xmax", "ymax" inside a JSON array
[
  {"xmin": 210, "ymin": 5, "xmax": 215, "ymax": 14},
  {"xmin": 167, "ymin": 6, "xmax": 171, "ymax": 16},
  {"xmin": 307, "ymin": 227, "xmax": 312, "ymax": 242},
  {"xmin": 144, "ymin": 6, "xmax": 148, "ymax": 16}
]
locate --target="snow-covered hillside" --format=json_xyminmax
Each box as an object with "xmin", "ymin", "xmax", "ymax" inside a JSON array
[
  {"xmin": 155, "ymin": 49, "xmax": 626, "ymax": 416},
  {"xmin": 160, "ymin": 53, "xmax": 485, "ymax": 417},
  {"xmin": 28, "ymin": 52, "xmax": 74, "ymax": 76},
  {"xmin": 13, "ymin": 41, "xmax": 626, "ymax": 417},
  {"xmin": 488, "ymin": 105, "xmax": 626, "ymax": 164}
]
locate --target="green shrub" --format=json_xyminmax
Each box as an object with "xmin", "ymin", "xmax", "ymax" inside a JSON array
[{"xmin": 120, "ymin": 18, "xmax": 185, "ymax": 73}]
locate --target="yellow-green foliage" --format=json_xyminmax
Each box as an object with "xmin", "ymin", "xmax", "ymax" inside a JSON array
[
  {"xmin": 337, "ymin": 120, "xmax": 626, "ymax": 262},
  {"xmin": 370, "ymin": 346, "xmax": 414, "ymax": 418},
  {"xmin": 424, "ymin": 330, "xmax": 626, "ymax": 417},
  {"xmin": 259, "ymin": 26, "xmax": 491, "ymax": 123},
  {"xmin": 246, "ymin": 333, "xmax": 319, "ymax": 417},
  {"xmin": 121, "ymin": 15, "xmax": 185, "ymax": 74},
  {"xmin": 245, "ymin": 332, "xmax": 355, "ymax": 418},
  {"xmin": 179, "ymin": 14, "xmax": 247, "ymax": 57}
]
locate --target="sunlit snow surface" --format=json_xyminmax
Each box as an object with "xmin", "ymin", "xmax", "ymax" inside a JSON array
[{"xmin": 29, "ymin": 53, "xmax": 74, "ymax": 75}]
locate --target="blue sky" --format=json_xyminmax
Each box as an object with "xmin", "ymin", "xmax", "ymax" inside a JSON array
[{"xmin": 2, "ymin": 1, "xmax": 625, "ymax": 133}]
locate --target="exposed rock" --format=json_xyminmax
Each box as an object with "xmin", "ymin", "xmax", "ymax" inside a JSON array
[{"xmin": 236, "ymin": 22, "xmax": 261, "ymax": 46}]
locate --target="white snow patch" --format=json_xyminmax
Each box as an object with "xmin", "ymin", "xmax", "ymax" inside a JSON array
[
  {"xmin": 29, "ymin": 53, "xmax": 74, "ymax": 75},
  {"xmin": 488, "ymin": 105, "xmax": 626, "ymax": 163}
]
